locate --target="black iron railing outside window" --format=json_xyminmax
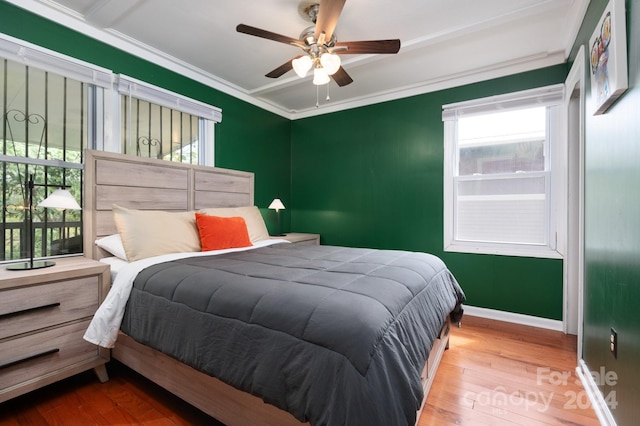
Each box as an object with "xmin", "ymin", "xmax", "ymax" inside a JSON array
[{"xmin": 1, "ymin": 57, "xmax": 87, "ymax": 263}]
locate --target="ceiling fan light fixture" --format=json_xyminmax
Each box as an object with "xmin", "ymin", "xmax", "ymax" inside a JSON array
[
  {"xmin": 313, "ymin": 66, "xmax": 330, "ymax": 85},
  {"xmin": 320, "ymin": 52, "xmax": 341, "ymax": 75},
  {"xmin": 292, "ymin": 55, "xmax": 313, "ymax": 77},
  {"xmin": 236, "ymin": 0, "xmax": 401, "ymax": 96}
]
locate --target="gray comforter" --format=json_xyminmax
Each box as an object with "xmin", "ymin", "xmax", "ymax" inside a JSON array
[{"xmin": 120, "ymin": 243, "xmax": 465, "ymax": 426}]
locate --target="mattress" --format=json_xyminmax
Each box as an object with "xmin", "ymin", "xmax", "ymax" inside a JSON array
[{"xmin": 119, "ymin": 243, "xmax": 465, "ymax": 426}]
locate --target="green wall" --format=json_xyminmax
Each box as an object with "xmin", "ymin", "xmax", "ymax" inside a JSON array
[
  {"xmin": 571, "ymin": 0, "xmax": 640, "ymax": 424},
  {"xmin": 8, "ymin": 0, "xmax": 638, "ymax": 421},
  {"xmin": 291, "ymin": 66, "xmax": 567, "ymax": 320},
  {"xmin": 0, "ymin": 1, "xmax": 291, "ymax": 235},
  {"xmin": 0, "ymin": 2, "xmax": 568, "ymax": 320}
]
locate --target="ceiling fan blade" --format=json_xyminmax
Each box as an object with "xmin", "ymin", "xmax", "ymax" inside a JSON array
[
  {"xmin": 236, "ymin": 24, "xmax": 305, "ymax": 48},
  {"xmin": 265, "ymin": 56, "xmax": 302, "ymax": 78},
  {"xmin": 314, "ymin": 0, "xmax": 346, "ymax": 41},
  {"xmin": 334, "ymin": 39, "xmax": 401, "ymax": 54},
  {"xmin": 332, "ymin": 67, "xmax": 353, "ymax": 87}
]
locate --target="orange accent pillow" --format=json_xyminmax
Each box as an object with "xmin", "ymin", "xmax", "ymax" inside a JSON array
[{"xmin": 195, "ymin": 213, "xmax": 252, "ymax": 251}]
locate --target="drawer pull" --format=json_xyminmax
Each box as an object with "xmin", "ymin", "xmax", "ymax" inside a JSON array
[
  {"xmin": 0, "ymin": 348, "xmax": 60, "ymax": 370},
  {"xmin": 0, "ymin": 302, "xmax": 61, "ymax": 320}
]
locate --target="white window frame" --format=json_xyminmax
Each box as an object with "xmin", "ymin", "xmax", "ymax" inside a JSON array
[
  {"xmin": 113, "ymin": 74, "xmax": 221, "ymax": 166},
  {"xmin": 442, "ymin": 84, "xmax": 566, "ymax": 259},
  {"xmin": 0, "ymin": 33, "xmax": 114, "ymax": 262}
]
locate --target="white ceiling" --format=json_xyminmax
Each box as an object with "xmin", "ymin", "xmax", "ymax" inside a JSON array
[{"xmin": 8, "ymin": 0, "xmax": 589, "ymax": 119}]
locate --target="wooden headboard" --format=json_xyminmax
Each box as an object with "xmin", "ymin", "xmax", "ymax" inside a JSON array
[{"xmin": 83, "ymin": 149, "xmax": 255, "ymax": 260}]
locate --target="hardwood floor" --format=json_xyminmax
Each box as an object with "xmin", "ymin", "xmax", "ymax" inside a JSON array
[
  {"xmin": 0, "ymin": 361, "xmax": 220, "ymax": 426},
  {"xmin": 420, "ymin": 316, "xmax": 599, "ymax": 426},
  {"xmin": 0, "ymin": 316, "xmax": 599, "ymax": 425}
]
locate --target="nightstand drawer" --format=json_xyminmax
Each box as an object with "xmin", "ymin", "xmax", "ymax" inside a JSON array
[
  {"xmin": 0, "ymin": 277, "xmax": 99, "ymax": 340},
  {"xmin": 0, "ymin": 320, "xmax": 98, "ymax": 392}
]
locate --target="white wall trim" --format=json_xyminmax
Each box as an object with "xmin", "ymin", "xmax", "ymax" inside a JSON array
[
  {"xmin": 463, "ymin": 305, "xmax": 563, "ymax": 331},
  {"xmin": 291, "ymin": 51, "xmax": 565, "ymax": 120},
  {"xmin": 576, "ymin": 359, "xmax": 618, "ymax": 426},
  {"xmin": 563, "ymin": 44, "xmax": 586, "ymax": 342}
]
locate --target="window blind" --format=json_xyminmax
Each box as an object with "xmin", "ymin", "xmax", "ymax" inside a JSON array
[
  {"xmin": 117, "ymin": 74, "xmax": 222, "ymax": 123},
  {"xmin": 0, "ymin": 33, "xmax": 113, "ymax": 88},
  {"xmin": 442, "ymin": 84, "xmax": 564, "ymax": 120}
]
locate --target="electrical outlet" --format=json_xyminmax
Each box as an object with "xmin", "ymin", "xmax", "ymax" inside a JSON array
[{"xmin": 610, "ymin": 328, "xmax": 617, "ymax": 359}]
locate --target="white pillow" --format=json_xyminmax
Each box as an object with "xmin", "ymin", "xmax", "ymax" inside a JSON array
[
  {"xmin": 95, "ymin": 234, "xmax": 127, "ymax": 260},
  {"xmin": 199, "ymin": 206, "xmax": 270, "ymax": 243}
]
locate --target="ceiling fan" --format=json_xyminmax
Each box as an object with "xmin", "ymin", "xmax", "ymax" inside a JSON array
[{"xmin": 236, "ymin": 0, "xmax": 401, "ymax": 87}]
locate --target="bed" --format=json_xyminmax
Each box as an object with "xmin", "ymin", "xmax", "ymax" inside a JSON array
[{"xmin": 82, "ymin": 150, "xmax": 465, "ymax": 426}]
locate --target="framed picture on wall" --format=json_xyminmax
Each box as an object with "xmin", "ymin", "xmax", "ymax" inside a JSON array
[{"xmin": 589, "ymin": 0, "xmax": 628, "ymax": 115}]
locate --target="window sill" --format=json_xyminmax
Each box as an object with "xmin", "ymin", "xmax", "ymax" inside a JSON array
[{"xmin": 444, "ymin": 242, "xmax": 563, "ymax": 259}]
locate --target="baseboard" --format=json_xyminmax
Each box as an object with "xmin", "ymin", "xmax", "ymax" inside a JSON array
[
  {"xmin": 576, "ymin": 359, "xmax": 617, "ymax": 426},
  {"xmin": 462, "ymin": 305, "xmax": 564, "ymax": 331}
]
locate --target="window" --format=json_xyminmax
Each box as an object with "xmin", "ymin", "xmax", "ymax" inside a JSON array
[
  {"xmin": 0, "ymin": 35, "xmax": 111, "ymax": 263},
  {"xmin": 121, "ymin": 96, "xmax": 200, "ymax": 163},
  {"xmin": 0, "ymin": 37, "xmax": 222, "ymax": 266},
  {"xmin": 442, "ymin": 85, "xmax": 565, "ymax": 258},
  {"xmin": 117, "ymin": 75, "xmax": 220, "ymax": 166}
]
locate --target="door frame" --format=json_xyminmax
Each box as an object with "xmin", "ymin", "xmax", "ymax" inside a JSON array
[{"xmin": 563, "ymin": 45, "xmax": 586, "ymax": 358}]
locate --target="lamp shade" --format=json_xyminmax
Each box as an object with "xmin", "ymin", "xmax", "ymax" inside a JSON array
[
  {"xmin": 268, "ymin": 198, "xmax": 285, "ymax": 212},
  {"xmin": 320, "ymin": 53, "xmax": 341, "ymax": 75},
  {"xmin": 313, "ymin": 67, "xmax": 330, "ymax": 85},
  {"xmin": 292, "ymin": 55, "xmax": 313, "ymax": 78},
  {"xmin": 38, "ymin": 189, "xmax": 81, "ymax": 211}
]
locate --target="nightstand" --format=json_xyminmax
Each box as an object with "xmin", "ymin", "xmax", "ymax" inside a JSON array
[
  {"xmin": 0, "ymin": 256, "xmax": 110, "ymax": 403},
  {"xmin": 273, "ymin": 233, "xmax": 320, "ymax": 246}
]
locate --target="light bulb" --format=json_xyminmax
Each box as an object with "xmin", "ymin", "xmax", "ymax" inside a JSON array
[
  {"xmin": 320, "ymin": 53, "xmax": 341, "ymax": 75},
  {"xmin": 313, "ymin": 67, "xmax": 330, "ymax": 85},
  {"xmin": 292, "ymin": 55, "xmax": 313, "ymax": 78}
]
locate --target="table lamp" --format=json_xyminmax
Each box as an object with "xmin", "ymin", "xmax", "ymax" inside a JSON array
[
  {"xmin": 268, "ymin": 198, "xmax": 285, "ymax": 237},
  {"xmin": 7, "ymin": 173, "xmax": 81, "ymax": 270}
]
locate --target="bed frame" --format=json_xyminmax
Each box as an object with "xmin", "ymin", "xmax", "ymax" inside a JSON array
[{"xmin": 83, "ymin": 149, "xmax": 451, "ymax": 425}]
